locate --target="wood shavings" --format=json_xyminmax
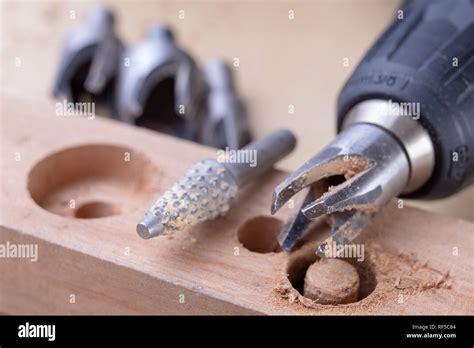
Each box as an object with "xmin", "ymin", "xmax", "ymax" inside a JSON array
[{"xmin": 273, "ymin": 240, "xmax": 452, "ymax": 314}]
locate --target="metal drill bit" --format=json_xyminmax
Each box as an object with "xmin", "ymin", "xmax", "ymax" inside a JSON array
[
  {"xmin": 272, "ymin": 99, "xmax": 435, "ymax": 255},
  {"xmin": 272, "ymin": 123, "xmax": 410, "ymax": 255},
  {"xmin": 116, "ymin": 24, "xmax": 202, "ymax": 140},
  {"xmin": 137, "ymin": 129, "xmax": 296, "ymax": 239},
  {"xmin": 53, "ymin": 5, "xmax": 124, "ymax": 112},
  {"xmin": 201, "ymin": 59, "xmax": 250, "ymax": 149}
]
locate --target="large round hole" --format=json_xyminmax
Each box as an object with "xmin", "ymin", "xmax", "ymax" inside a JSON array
[
  {"xmin": 237, "ymin": 216, "xmax": 283, "ymax": 253},
  {"xmin": 285, "ymin": 243, "xmax": 377, "ymax": 304},
  {"xmin": 27, "ymin": 144, "xmax": 159, "ymax": 219},
  {"xmin": 75, "ymin": 201, "xmax": 118, "ymax": 219}
]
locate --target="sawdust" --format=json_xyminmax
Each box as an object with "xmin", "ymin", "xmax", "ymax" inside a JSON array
[
  {"xmin": 317, "ymin": 155, "xmax": 377, "ymax": 215},
  {"xmin": 180, "ymin": 236, "xmax": 199, "ymax": 250},
  {"xmin": 273, "ymin": 240, "xmax": 451, "ymax": 313},
  {"xmin": 284, "ymin": 172, "xmax": 308, "ymax": 195},
  {"xmin": 375, "ymin": 244, "xmax": 452, "ymax": 293},
  {"xmin": 341, "ymin": 155, "xmax": 372, "ymax": 180}
]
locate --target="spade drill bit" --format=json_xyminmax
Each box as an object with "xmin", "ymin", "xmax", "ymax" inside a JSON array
[
  {"xmin": 137, "ymin": 129, "xmax": 296, "ymax": 239},
  {"xmin": 272, "ymin": 0, "xmax": 474, "ymax": 256}
]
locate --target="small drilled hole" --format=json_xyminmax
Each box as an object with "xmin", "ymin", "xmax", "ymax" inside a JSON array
[
  {"xmin": 238, "ymin": 216, "xmax": 283, "ymax": 253},
  {"xmin": 75, "ymin": 201, "xmax": 118, "ymax": 219}
]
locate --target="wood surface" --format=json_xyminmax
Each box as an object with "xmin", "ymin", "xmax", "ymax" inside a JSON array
[
  {"xmin": 1, "ymin": 0, "xmax": 473, "ymax": 221},
  {"xmin": 1, "ymin": 94, "xmax": 473, "ymax": 315}
]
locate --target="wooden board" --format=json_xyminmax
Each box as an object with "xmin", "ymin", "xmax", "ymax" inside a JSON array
[
  {"xmin": 0, "ymin": 94, "xmax": 473, "ymax": 315},
  {"xmin": 1, "ymin": 0, "xmax": 472, "ymax": 221}
]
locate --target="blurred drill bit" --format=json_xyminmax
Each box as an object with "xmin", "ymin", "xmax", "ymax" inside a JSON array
[
  {"xmin": 116, "ymin": 24, "xmax": 202, "ymax": 140},
  {"xmin": 53, "ymin": 5, "xmax": 124, "ymax": 115},
  {"xmin": 201, "ymin": 59, "xmax": 250, "ymax": 149}
]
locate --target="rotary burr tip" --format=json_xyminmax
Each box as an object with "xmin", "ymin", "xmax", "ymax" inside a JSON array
[
  {"xmin": 136, "ymin": 212, "xmax": 165, "ymax": 239},
  {"xmin": 137, "ymin": 160, "xmax": 238, "ymax": 238}
]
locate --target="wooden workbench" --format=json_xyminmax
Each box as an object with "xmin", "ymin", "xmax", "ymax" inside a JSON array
[{"xmin": 1, "ymin": 94, "xmax": 472, "ymax": 314}]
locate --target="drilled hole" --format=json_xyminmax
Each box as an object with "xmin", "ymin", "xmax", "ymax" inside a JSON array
[
  {"xmin": 75, "ymin": 201, "xmax": 118, "ymax": 219},
  {"xmin": 238, "ymin": 216, "xmax": 283, "ymax": 253},
  {"xmin": 27, "ymin": 144, "xmax": 159, "ymax": 219},
  {"xmin": 286, "ymin": 245, "xmax": 377, "ymax": 304}
]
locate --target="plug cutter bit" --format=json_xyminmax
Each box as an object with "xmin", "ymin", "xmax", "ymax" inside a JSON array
[
  {"xmin": 116, "ymin": 24, "xmax": 202, "ymax": 140},
  {"xmin": 137, "ymin": 129, "xmax": 296, "ymax": 239},
  {"xmin": 201, "ymin": 60, "xmax": 251, "ymax": 149},
  {"xmin": 53, "ymin": 5, "xmax": 124, "ymax": 114},
  {"xmin": 272, "ymin": 0, "xmax": 474, "ymax": 255}
]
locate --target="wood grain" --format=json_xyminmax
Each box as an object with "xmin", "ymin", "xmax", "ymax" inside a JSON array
[{"xmin": 1, "ymin": 94, "xmax": 473, "ymax": 314}]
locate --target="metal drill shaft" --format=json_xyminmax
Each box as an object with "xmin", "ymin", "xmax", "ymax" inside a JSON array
[
  {"xmin": 272, "ymin": 123, "xmax": 410, "ymax": 253},
  {"xmin": 137, "ymin": 129, "xmax": 296, "ymax": 239},
  {"xmin": 226, "ymin": 128, "xmax": 296, "ymax": 187},
  {"xmin": 272, "ymin": 99, "xmax": 436, "ymax": 254}
]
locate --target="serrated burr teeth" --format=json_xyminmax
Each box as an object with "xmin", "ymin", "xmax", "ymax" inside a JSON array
[{"xmin": 137, "ymin": 160, "xmax": 238, "ymax": 239}]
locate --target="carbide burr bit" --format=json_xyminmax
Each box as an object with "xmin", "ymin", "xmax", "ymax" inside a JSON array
[{"xmin": 137, "ymin": 129, "xmax": 296, "ymax": 239}]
